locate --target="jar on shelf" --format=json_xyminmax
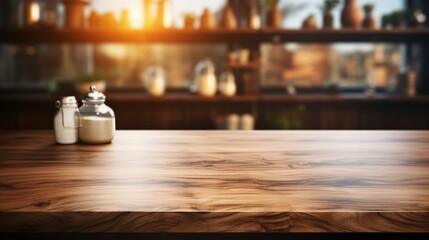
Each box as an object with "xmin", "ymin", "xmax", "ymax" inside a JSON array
[
  {"xmin": 200, "ymin": 8, "xmax": 216, "ymax": 29},
  {"xmin": 78, "ymin": 86, "xmax": 115, "ymax": 144},
  {"xmin": 341, "ymin": 0, "xmax": 363, "ymax": 29},
  {"xmin": 142, "ymin": 65, "xmax": 166, "ymax": 97},
  {"xmin": 219, "ymin": 71, "xmax": 237, "ymax": 97},
  {"xmin": 193, "ymin": 59, "xmax": 217, "ymax": 97},
  {"xmin": 221, "ymin": 4, "xmax": 238, "ymax": 29}
]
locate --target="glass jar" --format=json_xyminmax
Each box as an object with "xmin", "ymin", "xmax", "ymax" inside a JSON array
[
  {"xmin": 219, "ymin": 71, "xmax": 237, "ymax": 97},
  {"xmin": 143, "ymin": 65, "xmax": 166, "ymax": 97},
  {"xmin": 193, "ymin": 59, "xmax": 217, "ymax": 97},
  {"xmin": 78, "ymin": 86, "xmax": 115, "ymax": 144}
]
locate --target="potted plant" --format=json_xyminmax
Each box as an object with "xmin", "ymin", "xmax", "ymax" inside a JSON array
[
  {"xmin": 407, "ymin": 4, "xmax": 427, "ymax": 28},
  {"xmin": 265, "ymin": 1, "xmax": 308, "ymax": 29},
  {"xmin": 362, "ymin": 4, "xmax": 376, "ymax": 29},
  {"xmin": 391, "ymin": 11, "xmax": 405, "ymax": 28},
  {"xmin": 76, "ymin": 72, "xmax": 106, "ymax": 95},
  {"xmin": 381, "ymin": 14, "xmax": 391, "ymax": 29},
  {"xmin": 321, "ymin": 0, "xmax": 340, "ymax": 29}
]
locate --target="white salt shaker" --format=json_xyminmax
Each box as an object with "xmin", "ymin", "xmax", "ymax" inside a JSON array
[{"xmin": 54, "ymin": 96, "xmax": 79, "ymax": 144}]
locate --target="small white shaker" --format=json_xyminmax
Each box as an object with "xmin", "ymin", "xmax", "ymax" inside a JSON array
[{"xmin": 54, "ymin": 96, "xmax": 79, "ymax": 144}]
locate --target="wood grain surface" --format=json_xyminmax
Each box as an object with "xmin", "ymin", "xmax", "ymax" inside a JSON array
[{"xmin": 0, "ymin": 131, "xmax": 428, "ymax": 232}]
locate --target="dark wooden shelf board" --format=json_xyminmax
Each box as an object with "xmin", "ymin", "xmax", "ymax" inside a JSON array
[
  {"xmin": 259, "ymin": 95, "xmax": 429, "ymax": 103},
  {"xmin": 108, "ymin": 93, "xmax": 259, "ymax": 103},
  {"xmin": 1, "ymin": 92, "xmax": 429, "ymax": 104},
  {"xmin": 1, "ymin": 28, "xmax": 429, "ymax": 44}
]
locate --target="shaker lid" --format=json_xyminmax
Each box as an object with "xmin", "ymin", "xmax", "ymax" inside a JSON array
[
  {"xmin": 82, "ymin": 85, "xmax": 106, "ymax": 101},
  {"xmin": 61, "ymin": 96, "xmax": 77, "ymax": 104}
]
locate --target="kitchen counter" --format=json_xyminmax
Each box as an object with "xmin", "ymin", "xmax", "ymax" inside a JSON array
[{"xmin": 0, "ymin": 131, "xmax": 428, "ymax": 233}]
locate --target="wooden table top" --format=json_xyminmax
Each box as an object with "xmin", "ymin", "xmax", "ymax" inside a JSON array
[{"xmin": 0, "ymin": 131, "xmax": 428, "ymax": 233}]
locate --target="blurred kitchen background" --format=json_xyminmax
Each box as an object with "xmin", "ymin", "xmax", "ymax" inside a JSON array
[{"xmin": 1, "ymin": 0, "xmax": 428, "ymax": 130}]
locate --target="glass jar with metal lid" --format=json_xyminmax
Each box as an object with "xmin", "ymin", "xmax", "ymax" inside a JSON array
[{"xmin": 78, "ymin": 85, "xmax": 115, "ymax": 144}]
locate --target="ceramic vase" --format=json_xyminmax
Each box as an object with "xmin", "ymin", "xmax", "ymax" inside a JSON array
[
  {"xmin": 323, "ymin": 12, "xmax": 334, "ymax": 29},
  {"xmin": 201, "ymin": 8, "xmax": 216, "ymax": 29},
  {"xmin": 222, "ymin": 5, "xmax": 238, "ymax": 29},
  {"xmin": 302, "ymin": 15, "xmax": 318, "ymax": 29},
  {"xmin": 341, "ymin": 0, "xmax": 363, "ymax": 29}
]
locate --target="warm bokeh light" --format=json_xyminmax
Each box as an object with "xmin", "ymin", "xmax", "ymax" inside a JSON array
[
  {"xmin": 130, "ymin": 9, "xmax": 143, "ymax": 29},
  {"xmin": 90, "ymin": 0, "xmax": 225, "ymax": 28},
  {"xmin": 30, "ymin": 2, "xmax": 40, "ymax": 23},
  {"xmin": 101, "ymin": 44, "xmax": 128, "ymax": 59},
  {"xmin": 163, "ymin": 1, "xmax": 173, "ymax": 28}
]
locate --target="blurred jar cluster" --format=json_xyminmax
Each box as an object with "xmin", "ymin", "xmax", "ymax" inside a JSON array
[
  {"xmin": 141, "ymin": 58, "xmax": 236, "ymax": 97},
  {"xmin": 215, "ymin": 113, "xmax": 255, "ymax": 131},
  {"xmin": 1, "ymin": 0, "xmax": 259, "ymax": 31}
]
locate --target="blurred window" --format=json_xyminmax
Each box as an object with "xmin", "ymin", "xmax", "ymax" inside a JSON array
[
  {"xmin": 261, "ymin": 43, "xmax": 404, "ymax": 88},
  {"xmin": 0, "ymin": 0, "xmax": 407, "ymax": 90}
]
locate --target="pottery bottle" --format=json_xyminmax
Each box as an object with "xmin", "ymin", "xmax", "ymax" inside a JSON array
[
  {"xmin": 201, "ymin": 8, "xmax": 216, "ymax": 29},
  {"xmin": 221, "ymin": 5, "xmax": 238, "ymax": 29},
  {"xmin": 302, "ymin": 15, "xmax": 318, "ymax": 29},
  {"xmin": 323, "ymin": 11, "xmax": 334, "ymax": 29},
  {"xmin": 341, "ymin": 0, "xmax": 363, "ymax": 29}
]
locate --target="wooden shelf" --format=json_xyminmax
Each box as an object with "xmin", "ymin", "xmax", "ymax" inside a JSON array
[
  {"xmin": 107, "ymin": 93, "xmax": 259, "ymax": 103},
  {"xmin": 1, "ymin": 28, "xmax": 429, "ymax": 44},
  {"xmin": 2, "ymin": 91, "xmax": 428, "ymax": 104},
  {"xmin": 259, "ymin": 94, "xmax": 429, "ymax": 103}
]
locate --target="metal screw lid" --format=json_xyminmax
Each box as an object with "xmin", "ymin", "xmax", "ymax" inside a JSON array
[
  {"xmin": 61, "ymin": 96, "xmax": 77, "ymax": 104},
  {"xmin": 82, "ymin": 85, "xmax": 106, "ymax": 101}
]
